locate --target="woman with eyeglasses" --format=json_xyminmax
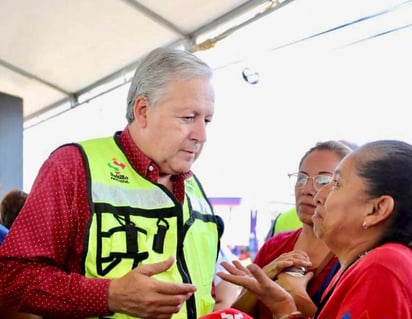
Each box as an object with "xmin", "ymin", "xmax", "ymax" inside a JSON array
[
  {"xmin": 228, "ymin": 140, "xmax": 353, "ymax": 318},
  {"xmin": 218, "ymin": 140, "xmax": 412, "ymax": 319}
]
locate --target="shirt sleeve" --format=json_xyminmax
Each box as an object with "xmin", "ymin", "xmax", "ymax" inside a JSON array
[{"xmin": 0, "ymin": 145, "xmax": 111, "ymax": 318}]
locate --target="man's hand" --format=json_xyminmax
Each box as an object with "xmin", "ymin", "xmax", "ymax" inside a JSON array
[{"xmin": 108, "ymin": 256, "xmax": 197, "ymax": 318}]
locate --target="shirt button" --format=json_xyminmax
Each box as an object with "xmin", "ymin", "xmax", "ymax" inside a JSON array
[{"xmin": 148, "ymin": 165, "xmax": 154, "ymax": 172}]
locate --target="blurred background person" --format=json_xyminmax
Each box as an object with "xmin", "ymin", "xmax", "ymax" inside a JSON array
[
  {"xmin": 264, "ymin": 207, "xmax": 301, "ymax": 241},
  {"xmin": 0, "ymin": 190, "xmax": 40, "ymax": 319},
  {"xmin": 0, "ymin": 223, "xmax": 7, "ymax": 245},
  {"xmin": 0, "ymin": 189, "xmax": 28, "ymax": 229}
]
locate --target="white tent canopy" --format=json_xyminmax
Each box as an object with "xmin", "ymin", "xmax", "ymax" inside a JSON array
[{"xmin": 0, "ymin": 0, "xmax": 293, "ymax": 121}]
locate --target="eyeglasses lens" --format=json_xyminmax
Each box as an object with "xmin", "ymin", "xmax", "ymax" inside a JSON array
[
  {"xmin": 314, "ymin": 175, "xmax": 332, "ymax": 190},
  {"xmin": 289, "ymin": 174, "xmax": 332, "ymax": 191}
]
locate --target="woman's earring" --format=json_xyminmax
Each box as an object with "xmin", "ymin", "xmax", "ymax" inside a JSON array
[{"xmin": 362, "ymin": 221, "xmax": 368, "ymax": 230}]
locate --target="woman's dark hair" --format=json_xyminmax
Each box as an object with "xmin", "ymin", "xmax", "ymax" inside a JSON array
[{"xmin": 354, "ymin": 140, "xmax": 412, "ymax": 248}]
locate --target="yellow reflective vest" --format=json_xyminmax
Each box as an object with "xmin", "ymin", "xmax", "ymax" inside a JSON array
[
  {"xmin": 265, "ymin": 207, "xmax": 302, "ymax": 240},
  {"xmin": 77, "ymin": 136, "xmax": 219, "ymax": 319}
]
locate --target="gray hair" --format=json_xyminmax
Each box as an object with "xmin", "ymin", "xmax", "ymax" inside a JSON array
[{"xmin": 126, "ymin": 47, "xmax": 213, "ymax": 123}]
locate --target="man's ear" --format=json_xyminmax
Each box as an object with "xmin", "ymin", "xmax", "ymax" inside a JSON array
[
  {"xmin": 364, "ymin": 195, "xmax": 394, "ymax": 227},
  {"xmin": 133, "ymin": 96, "xmax": 149, "ymax": 127}
]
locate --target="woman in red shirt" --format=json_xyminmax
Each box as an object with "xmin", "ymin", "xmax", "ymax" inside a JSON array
[{"xmin": 230, "ymin": 140, "xmax": 352, "ymax": 317}]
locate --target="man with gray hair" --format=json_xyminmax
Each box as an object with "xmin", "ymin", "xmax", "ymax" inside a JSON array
[{"xmin": 0, "ymin": 47, "xmax": 220, "ymax": 319}]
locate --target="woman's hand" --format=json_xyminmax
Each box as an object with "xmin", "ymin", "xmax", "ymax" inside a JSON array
[
  {"xmin": 217, "ymin": 260, "xmax": 298, "ymax": 318},
  {"xmin": 263, "ymin": 250, "xmax": 312, "ymax": 280}
]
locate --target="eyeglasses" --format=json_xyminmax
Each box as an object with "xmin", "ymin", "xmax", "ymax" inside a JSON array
[{"xmin": 288, "ymin": 173, "xmax": 333, "ymax": 191}]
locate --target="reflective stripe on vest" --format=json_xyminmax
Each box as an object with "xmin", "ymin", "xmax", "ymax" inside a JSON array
[{"xmin": 77, "ymin": 136, "xmax": 219, "ymax": 319}]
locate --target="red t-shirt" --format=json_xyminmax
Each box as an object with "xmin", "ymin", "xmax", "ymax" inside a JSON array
[
  {"xmin": 253, "ymin": 229, "xmax": 339, "ymax": 319},
  {"xmin": 318, "ymin": 242, "xmax": 412, "ymax": 319}
]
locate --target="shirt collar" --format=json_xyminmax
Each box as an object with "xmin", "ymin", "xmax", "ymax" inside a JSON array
[{"xmin": 116, "ymin": 127, "xmax": 192, "ymax": 202}]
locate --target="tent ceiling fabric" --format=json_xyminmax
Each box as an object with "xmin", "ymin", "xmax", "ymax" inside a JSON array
[{"xmin": 0, "ymin": 0, "xmax": 274, "ymax": 120}]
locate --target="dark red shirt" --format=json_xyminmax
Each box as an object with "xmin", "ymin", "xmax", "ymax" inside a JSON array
[{"xmin": 0, "ymin": 128, "xmax": 191, "ymax": 318}]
